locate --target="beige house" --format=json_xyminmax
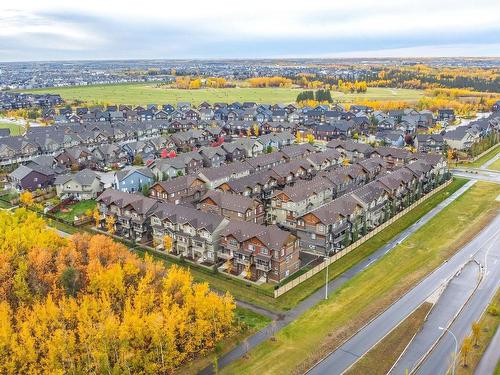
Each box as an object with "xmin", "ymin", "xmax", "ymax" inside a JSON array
[{"xmin": 55, "ymin": 169, "xmax": 104, "ymax": 200}]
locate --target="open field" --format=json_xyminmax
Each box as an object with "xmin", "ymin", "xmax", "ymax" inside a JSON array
[
  {"xmin": 22, "ymin": 84, "xmax": 424, "ymax": 106},
  {"xmin": 345, "ymin": 302, "xmax": 433, "ymax": 375},
  {"xmin": 456, "ymin": 289, "xmax": 500, "ymax": 375},
  {"xmin": 0, "ymin": 121, "xmax": 24, "ymax": 136},
  {"xmin": 221, "ymin": 181, "xmax": 500, "ymax": 375}
]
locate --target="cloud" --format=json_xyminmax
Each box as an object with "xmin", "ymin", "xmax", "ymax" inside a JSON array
[{"xmin": 0, "ymin": 0, "xmax": 499, "ymax": 60}]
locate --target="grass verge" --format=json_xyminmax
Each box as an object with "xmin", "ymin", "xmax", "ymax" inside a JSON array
[
  {"xmin": 220, "ymin": 181, "xmax": 500, "ymax": 375},
  {"xmin": 345, "ymin": 302, "xmax": 433, "ymax": 375},
  {"xmin": 456, "ymin": 289, "xmax": 500, "ymax": 375}
]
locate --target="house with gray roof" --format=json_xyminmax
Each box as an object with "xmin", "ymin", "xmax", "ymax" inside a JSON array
[{"xmin": 55, "ymin": 169, "xmax": 104, "ymax": 200}]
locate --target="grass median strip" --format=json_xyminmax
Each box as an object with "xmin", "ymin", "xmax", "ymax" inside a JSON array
[
  {"xmin": 344, "ymin": 302, "xmax": 433, "ymax": 375},
  {"xmin": 221, "ymin": 181, "xmax": 500, "ymax": 375}
]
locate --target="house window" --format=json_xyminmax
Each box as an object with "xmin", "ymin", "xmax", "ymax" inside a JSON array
[
  {"xmin": 248, "ymin": 244, "xmax": 254, "ymax": 251},
  {"xmin": 261, "ymin": 248, "xmax": 268, "ymax": 255}
]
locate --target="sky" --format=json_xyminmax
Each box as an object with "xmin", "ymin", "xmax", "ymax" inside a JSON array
[{"xmin": 1, "ymin": 0, "xmax": 500, "ymax": 61}]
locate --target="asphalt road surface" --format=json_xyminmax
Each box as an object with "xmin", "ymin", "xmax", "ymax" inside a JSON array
[
  {"xmin": 452, "ymin": 169, "xmax": 500, "ymax": 184},
  {"xmin": 307, "ymin": 214, "xmax": 500, "ymax": 375}
]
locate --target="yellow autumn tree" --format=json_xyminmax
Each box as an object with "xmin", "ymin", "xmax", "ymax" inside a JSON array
[
  {"xmin": 253, "ymin": 123, "xmax": 260, "ymax": 136},
  {"xmin": 92, "ymin": 207, "xmax": 100, "ymax": 227},
  {"xmin": 0, "ymin": 209, "xmax": 236, "ymax": 374},
  {"xmin": 19, "ymin": 191, "xmax": 34, "ymax": 206},
  {"xmin": 163, "ymin": 234, "xmax": 173, "ymax": 252},
  {"xmin": 105, "ymin": 215, "xmax": 116, "ymax": 234},
  {"xmin": 306, "ymin": 133, "xmax": 315, "ymax": 144}
]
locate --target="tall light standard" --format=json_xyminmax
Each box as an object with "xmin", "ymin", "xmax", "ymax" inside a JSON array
[
  {"xmin": 325, "ymin": 260, "xmax": 329, "ymax": 300},
  {"xmin": 439, "ymin": 326, "xmax": 458, "ymax": 375}
]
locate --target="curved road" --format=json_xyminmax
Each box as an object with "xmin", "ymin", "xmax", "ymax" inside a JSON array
[{"xmin": 307, "ymin": 214, "xmax": 500, "ymax": 375}]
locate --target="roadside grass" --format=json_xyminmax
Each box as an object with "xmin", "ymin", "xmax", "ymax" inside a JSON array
[
  {"xmin": 53, "ymin": 199, "xmax": 96, "ymax": 221},
  {"xmin": 456, "ymin": 289, "xmax": 500, "ymax": 375},
  {"xmin": 22, "ymin": 84, "xmax": 423, "ymax": 106},
  {"xmin": 459, "ymin": 144, "xmax": 499, "ymax": 168},
  {"xmin": 488, "ymin": 157, "xmax": 500, "ymax": 171},
  {"xmin": 220, "ymin": 181, "xmax": 500, "ymax": 375},
  {"xmin": 0, "ymin": 121, "xmax": 24, "ymax": 136},
  {"xmin": 344, "ymin": 302, "xmax": 433, "ymax": 375}
]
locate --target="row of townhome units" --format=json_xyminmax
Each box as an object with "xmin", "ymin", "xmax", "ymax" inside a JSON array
[
  {"xmin": 296, "ymin": 155, "xmax": 448, "ymax": 256},
  {"xmin": 96, "ymin": 189, "xmax": 299, "ymax": 282}
]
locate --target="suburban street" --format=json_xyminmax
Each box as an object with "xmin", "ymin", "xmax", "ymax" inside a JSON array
[
  {"xmin": 451, "ymin": 168, "xmax": 500, "ymax": 183},
  {"xmin": 307, "ymin": 214, "xmax": 500, "ymax": 375},
  {"xmin": 201, "ymin": 180, "xmax": 476, "ymax": 374}
]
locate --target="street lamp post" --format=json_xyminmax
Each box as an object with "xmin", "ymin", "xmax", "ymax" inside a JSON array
[
  {"xmin": 439, "ymin": 326, "xmax": 458, "ymax": 375},
  {"xmin": 325, "ymin": 260, "xmax": 329, "ymax": 300}
]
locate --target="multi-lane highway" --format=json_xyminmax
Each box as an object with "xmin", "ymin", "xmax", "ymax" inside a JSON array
[{"xmin": 307, "ymin": 214, "xmax": 500, "ymax": 375}]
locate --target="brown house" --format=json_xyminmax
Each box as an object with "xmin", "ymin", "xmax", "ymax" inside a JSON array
[
  {"xmin": 220, "ymin": 221, "xmax": 300, "ymax": 282},
  {"xmin": 198, "ymin": 190, "xmax": 265, "ymax": 224},
  {"xmin": 149, "ymin": 175, "xmax": 206, "ymax": 204}
]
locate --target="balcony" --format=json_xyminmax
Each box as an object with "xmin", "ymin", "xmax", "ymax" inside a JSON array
[
  {"xmin": 255, "ymin": 262, "xmax": 271, "ymax": 272},
  {"xmin": 217, "ymin": 250, "xmax": 233, "ymax": 260},
  {"xmin": 235, "ymin": 256, "xmax": 251, "ymax": 266}
]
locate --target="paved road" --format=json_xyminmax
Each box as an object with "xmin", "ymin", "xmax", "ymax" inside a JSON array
[
  {"xmin": 389, "ymin": 262, "xmax": 481, "ymax": 374},
  {"xmin": 475, "ymin": 320, "xmax": 500, "ymax": 375},
  {"xmin": 307, "ymin": 214, "xmax": 500, "ymax": 375},
  {"xmin": 200, "ymin": 181, "xmax": 476, "ymax": 374},
  {"xmin": 452, "ymin": 169, "xmax": 500, "ymax": 184},
  {"xmin": 415, "ymin": 227, "xmax": 500, "ymax": 375}
]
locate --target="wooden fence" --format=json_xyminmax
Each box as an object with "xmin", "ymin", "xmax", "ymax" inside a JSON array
[{"xmin": 274, "ymin": 179, "xmax": 452, "ymax": 298}]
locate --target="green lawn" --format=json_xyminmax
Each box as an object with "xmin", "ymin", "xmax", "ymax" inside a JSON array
[
  {"xmin": 0, "ymin": 121, "xmax": 24, "ymax": 136},
  {"xmin": 53, "ymin": 199, "xmax": 96, "ymax": 221},
  {"xmin": 221, "ymin": 181, "xmax": 500, "ymax": 375},
  {"xmin": 22, "ymin": 84, "xmax": 423, "ymax": 106}
]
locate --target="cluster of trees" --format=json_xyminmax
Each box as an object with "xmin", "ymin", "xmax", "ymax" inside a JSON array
[
  {"xmin": 296, "ymin": 89, "xmax": 333, "ymax": 104},
  {"xmin": 205, "ymin": 77, "xmax": 230, "ymax": 88},
  {"xmin": 337, "ymin": 80, "xmax": 368, "ymax": 93},
  {"xmin": 175, "ymin": 76, "xmax": 203, "ymax": 90},
  {"xmin": 468, "ymin": 133, "xmax": 500, "ymax": 157},
  {"xmin": 247, "ymin": 76, "xmax": 293, "ymax": 88},
  {"xmin": 0, "ymin": 209, "xmax": 235, "ymax": 374},
  {"xmin": 2, "ymin": 108, "xmax": 42, "ymax": 121},
  {"xmin": 366, "ymin": 64, "xmax": 500, "ymax": 92}
]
